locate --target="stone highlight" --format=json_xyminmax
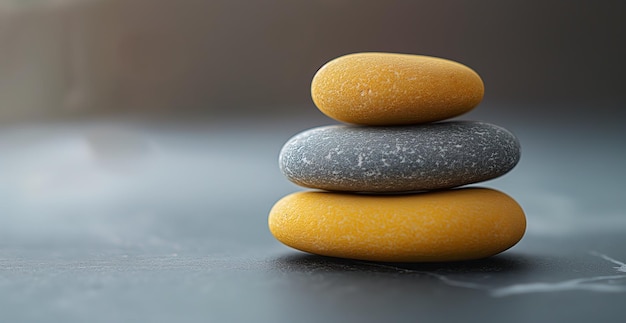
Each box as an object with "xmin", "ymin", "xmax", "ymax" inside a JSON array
[
  {"xmin": 279, "ymin": 121, "xmax": 520, "ymax": 193},
  {"xmin": 268, "ymin": 188, "xmax": 526, "ymax": 262},
  {"xmin": 311, "ymin": 52, "xmax": 484, "ymax": 125}
]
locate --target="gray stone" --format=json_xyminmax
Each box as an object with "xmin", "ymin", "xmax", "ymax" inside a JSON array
[{"xmin": 279, "ymin": 121, "xmax": 520, "ymax": 192}]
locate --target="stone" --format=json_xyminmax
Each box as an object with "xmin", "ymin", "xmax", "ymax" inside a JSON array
[
  {"xmin": 311, "ymin": 52, "xmax": 484, "ymax": 125},
  {"xmin": 268, "ymin": 188, "xmax": 526, "ymax": 262},
  {"xmin": 279, "ymin": 121, "xmax": 520, "ymax": 193}
]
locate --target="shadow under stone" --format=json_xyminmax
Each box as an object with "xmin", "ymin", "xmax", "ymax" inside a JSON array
[{"xmin": 272, "ymin": 251, "xmax": 532, "ymax": 277}]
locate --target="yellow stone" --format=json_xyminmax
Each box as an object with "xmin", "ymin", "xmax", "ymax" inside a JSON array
[
  {"xmin": 268, "ymin": 188, "xmax": 525, "ymax": 262},
  {"xmin": 311, "ymin": 52, "xmax": 484, "ymax": 125}
]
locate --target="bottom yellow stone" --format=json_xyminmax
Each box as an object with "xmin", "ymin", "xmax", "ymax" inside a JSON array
[{"xmin": 268, "ymin": 188, "xmax": 526, "ymax": 262}]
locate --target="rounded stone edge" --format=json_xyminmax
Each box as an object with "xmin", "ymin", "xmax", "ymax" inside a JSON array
[
  {"xmin": 278, "ymin": 121, "xmax": 522, "ymax": 193},
  {"xmin": 268, "ymin": 187, "xmax": 527, "ymax": 263},
  {"xmin": 310, "ymin": 52, "xmax": 485, "ymax": 125}
]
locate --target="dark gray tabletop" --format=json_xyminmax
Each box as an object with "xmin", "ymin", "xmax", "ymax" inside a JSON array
[{"xmin": 1, "ymin": 103, "xmax": 625, "ymax": 322}]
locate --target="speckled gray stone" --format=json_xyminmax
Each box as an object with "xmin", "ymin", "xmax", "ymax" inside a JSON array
[{"xmin": 279, "ymin": 121, "xmax": 520, "ymax": 192}]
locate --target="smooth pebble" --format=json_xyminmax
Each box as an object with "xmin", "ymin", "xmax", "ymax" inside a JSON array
[
  {"xmin": 279, "ymin": 121, "xmax": 520, "ymax": 193},
  {"xmin": 311, "ymin": 52, "xmax": 484, "ymax": 125},
  {"xmin": 268, "ymin": 188, "xmax": 526, "ymax": 262}
]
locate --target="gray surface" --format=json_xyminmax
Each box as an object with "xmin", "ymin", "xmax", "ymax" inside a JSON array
[
  {"xmin": 279, "ymin": 121, "xmax": 520, "ymax": 192},
  {"xmin": 1, "ymin": 104, "xmax": 626, "ymax": 322}
]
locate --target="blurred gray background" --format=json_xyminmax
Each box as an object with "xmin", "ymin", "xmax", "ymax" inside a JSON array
[{"xmin": 1, "ymin": 0, "xmax": 624, "ymax": 121}]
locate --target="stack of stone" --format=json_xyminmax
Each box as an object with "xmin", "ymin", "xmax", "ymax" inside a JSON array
[{"xmin": 269, "ymin": 53, "xmax": 526, "ymax": 262}]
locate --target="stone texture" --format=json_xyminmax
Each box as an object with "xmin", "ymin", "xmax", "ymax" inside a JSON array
[
  {"xmin": 279, "ymin": 121, "xmax": 520, "ymax": 192},
  {"xmin": 311, "ymin": 52, "xmax": 484, "ymax": 125},
  {"xmin": 268, "ymin": 188, "xmax": 526, "ymax": 262}
]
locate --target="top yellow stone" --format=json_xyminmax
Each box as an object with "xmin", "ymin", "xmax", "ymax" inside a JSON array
[{"xmin": 311, "ymin": 53, "xmax": 485, "ymax": 125}]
